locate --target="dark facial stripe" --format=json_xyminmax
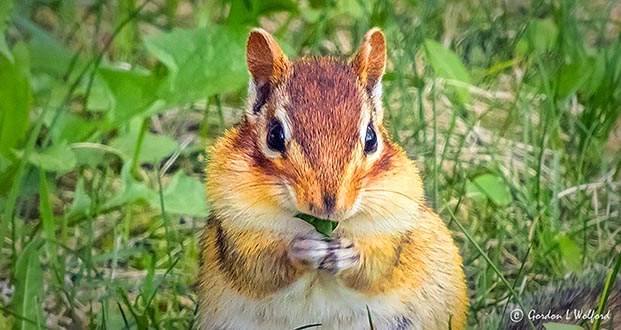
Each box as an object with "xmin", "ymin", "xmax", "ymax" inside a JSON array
[
  {"xmin": 252, "ymin": 82, "xmax": 271, "ymax": 114},
  {"xmin": 212, "ymin": 215, "xmax": 239, "ymax": 278},
  {"xmin": 367, "ymin": 139, "xmax": 396, "ymax": 179},
  {"xmin": 210, "ymin": 211, "xmax": 301, "ymax": 292}
]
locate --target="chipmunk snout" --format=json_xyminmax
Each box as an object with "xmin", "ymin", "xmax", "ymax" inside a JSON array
[
  {"xmin": 289, "ymin": 178, "xmax": 358, "ymax": 221},
  {"xmin": 305, "ymin": 193, "xmax": 337, "ymax": 216},
  {"xmin": 303, "ymin": 193, "xmax": 339, "ymax": 220}
]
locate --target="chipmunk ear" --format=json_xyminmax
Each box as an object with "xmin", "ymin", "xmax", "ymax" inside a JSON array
[
  {"xmin": 246, "ymin": 28, "xmax": 289, "ymax": 118},
  {"xmin": 351, "ymin": 28, "xmax": 386, "ymax": 95}
]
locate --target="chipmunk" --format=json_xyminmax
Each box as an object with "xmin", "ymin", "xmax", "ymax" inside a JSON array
[{"xmin": 198, "ymin": 28, "xmax": 468, "ymax": 330}]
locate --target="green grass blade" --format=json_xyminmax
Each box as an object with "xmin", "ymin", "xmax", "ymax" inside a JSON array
[
  {"xmin": 593, "ymin": 251, "xmax": 621, "ymax": 330},
  {"xmin": 10, "ymin": 239, "xmax": 45, "ymax": 330},
  {"xmin": 38, "ymin": 169, "xmax": 57, "ymax": 263},
  {"xmin": 366, "ymin": 305, "xmax": 375, "ymax": 330},
  {"xmin": 294, "ymin": 324, "xmax": 322, "ymax": 330},
  {"xmin": 445, "ymin": 205, "xmax": 536, "ymax": 330}
]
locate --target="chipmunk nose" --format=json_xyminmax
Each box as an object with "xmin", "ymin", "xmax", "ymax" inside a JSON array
[
  {"xmin": 303, "ymin": 192, "xmax": 338, "ymax": 220},
  {"xmin": 323, "ymin": 194, "xmax": 336, "ymax": 214}
]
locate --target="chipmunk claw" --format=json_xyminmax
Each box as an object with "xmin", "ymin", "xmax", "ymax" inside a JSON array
[
  {"xmin": 288, "ymin": 232, "xmax": 359, "ymax": 274},
  {"xmin": 318, "ymin": 237, "xmax": 359, "ymax": 274}
]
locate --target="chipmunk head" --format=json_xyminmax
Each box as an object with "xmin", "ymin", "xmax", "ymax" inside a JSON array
[
  {"xmin": 244, "ymin": 28, "xmax": 395, "ymax": 220},
  {"xmin": 208, "ymin": 28, "xmax": 423, "ymax": 232}
]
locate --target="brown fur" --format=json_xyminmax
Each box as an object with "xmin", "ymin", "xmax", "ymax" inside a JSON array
[{"xmin": 202, "ymin": 213, "xmax": 303, "ymax": 299}]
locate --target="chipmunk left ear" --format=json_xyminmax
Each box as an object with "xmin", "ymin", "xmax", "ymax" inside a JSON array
[
  {"xmin": 245, "ymin": 28, "xmax": 289, "ymax": 120},
  {"xmin": 351, "ymin": 28, "xmax": 386, "ymax": 95}
]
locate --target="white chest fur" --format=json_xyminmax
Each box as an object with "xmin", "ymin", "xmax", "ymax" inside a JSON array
[{"xmin": 200, "ymin": 272, "xmax": 420, "ymax": 330}]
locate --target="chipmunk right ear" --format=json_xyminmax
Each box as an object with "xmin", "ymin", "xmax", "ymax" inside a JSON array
[
  {"xmin": 351, "ymin": 28, "xmax": 387, "ymax": 95},
  {"xmin": 246, "ymin": 29, "xmax": 289, "ymax": 117}
]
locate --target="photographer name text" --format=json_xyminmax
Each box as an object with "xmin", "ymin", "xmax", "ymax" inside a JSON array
[{"xmin": 528, "ymin": 309, "xmax": 611, "ymax": 323}]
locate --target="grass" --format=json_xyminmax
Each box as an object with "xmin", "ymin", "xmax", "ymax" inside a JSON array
[{"xmin": 0, "ymin": 0, "xmax": 620, "ymax": 329}]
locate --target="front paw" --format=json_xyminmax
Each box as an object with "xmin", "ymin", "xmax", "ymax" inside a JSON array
[{"xmin": 288, "ymin": 232, "xmax": 359, "ymax": 274}]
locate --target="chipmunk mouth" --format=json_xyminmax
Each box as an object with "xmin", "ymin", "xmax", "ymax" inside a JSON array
[
  {"xmin": 281, "ymin": 180, "xmax": 357, "ymax": 223},
  {"xmin": 294, "ymin": 213, "xmax": 338, "ymax": 237}
]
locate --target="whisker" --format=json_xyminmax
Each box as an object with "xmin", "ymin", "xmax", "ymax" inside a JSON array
[
  {"xmin": 362, "ymin": 188, "xmax": 421, "ymax": 206},
  {"xmin": 361, "ymin": 198, "xmax": 404, "ymax": 221},
  {"xmin": 361, "ymin": 194, "xmax": 419, "ymax": 220},
  {"xmin": 233, "ymin": 194, "xmax": 276, "ymax": 220}
]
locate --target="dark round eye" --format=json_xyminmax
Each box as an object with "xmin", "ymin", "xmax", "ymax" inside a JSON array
[
  {"xmin": 267, "ymin": 119, "xmax": 286, "ymax": 153},
  {"xmin": 364, "ymin": 123, "xmax": 377, "ymax": 154}
]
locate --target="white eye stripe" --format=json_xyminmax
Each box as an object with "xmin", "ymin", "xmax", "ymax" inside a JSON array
[
  {"xmin": 370, "ymin": 81, "xmax": 384, "ymax": 125},
  {"xmin": 359, "ymin": 111, "xmax": 371, "ymax": 143},
  {"xmin": 245, "ymin": 80, "xmax": 258, "ymax": 120},
  {"xmin": 359, "ymin": 101, "xmax": 383, "ymax": 160},
  {"xmin": 275, "ymin": 107, "xmax": 292, "ymax": 140},
  {"xmin": 371, "ymin": 79, "xmax": 383, "ymax": 100},
  {"xmin": 358, "ymin": 98, "xmax": 374, "ymax": 140}
]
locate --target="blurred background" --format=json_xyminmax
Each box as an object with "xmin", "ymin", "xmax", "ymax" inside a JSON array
[{"xmin": 0, "ymin": 0, "xmax": 620, "ymax": 329}]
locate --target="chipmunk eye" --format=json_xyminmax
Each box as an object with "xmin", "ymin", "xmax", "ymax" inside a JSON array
[
  {"xmin": 364, "ymin": 123, "xmax": 377, "ymax": 154},
  {"xmin": 267, "ymin": 119, "xmax": 286, "ymax": 153}
]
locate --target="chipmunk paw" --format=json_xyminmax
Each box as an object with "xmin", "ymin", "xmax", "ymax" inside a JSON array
[{"xmin": 288, "ymin": 232, "xmax": 359, "ymax": 274}]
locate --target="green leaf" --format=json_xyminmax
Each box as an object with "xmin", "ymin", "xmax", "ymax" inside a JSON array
[
  {"xmin": 13, "ymin": 142, "xmax": 77, "ymax": 173},
  {"xmin": 0, "ymin": 154, "xmax": 10, "ymax": 173},
  {"xmin": 466, "ymin": 173, "xmax": 512, "ymax": 206},
  {"xmin": 141, "ymin": 254, "xmax": 156, "ymax": 307},
  {"xmin": 85, "ymin": 75, "xmax": 114, "ymax": 111},
  {"xmin": 99, "ymin": 67, "xmax": 164, "ymax": 123},
  {"xmin": 0, "ymin": 312, "xmax": 12, "ymax": 329},
  {"xmin": 43, "ymin": 111, "xmax": 101, "ymax": 144},
  {"xmin": 67, "ymin": 177, "xmax": 92, "ymax": 218},
  {"xmin": 0, "ymin": 0, "xmax": 14, "ymax": 61},
  {"xmin": 72, "ymin": 145, "xmax": 107, "ymax": 168},
  {"xmin": 300, "ymin": 7, "xmax": 322, "ymax": 23},
  {"xmin": 227, "ymin": 0, "xmax": 298, "ymax": 25},
  {"xmin": 13, "ymin": 16, "xmax": 78, "ymax": 77},
  {"xmin": 149, "ymin": 172, "xmax": 209, "ymax": 216},
  {"xmin": 556, "ymin": 60, "xmax": 591, "ymax": 100},
  {"xmin": 110, "ymin": 131, "xmax": 179, "ymax": 164},
  {"xmin": 71, "ymin": 142, "xmax": 124, "ymax": 169},
  {"xmin": 424, "ymin": 39, "xmax": 471, "ymax": 83},
  {"xmin": 423, "ymin": 39, "xmax": 472, "ymax": 103},
  {"xmin": 577, "ymin": 52, "xmax": 606, "ymax": 98},
  {"xmin": 515, "ymin": 39, "xmax": 529, "ymax": 58},
  {"xmin": 543, "ymin": 322, "xmax": 584, "ymax": 330},
  {"xmin": 527, "ymin": 19, "xmax": 558, "ymax": 55},
  {"xmin": 295, "ymin": 213, "xmax": 338, "ymax": 237},
  {"xmin": 0, "ymin": 43, "xmax": 31, "ymax": 158},
  {"xmin": 555, "ymin": 235, "xmax": 582, "ymax": 272},
  {"xmin": 332, "ymin": 0, "xmax": 366, "ymax": 20},
  {"xmin": 26, "ymin": 35, "xmax": 73, "ymax": 77},
  {"xmin": 144, "ymin": 25, "xmax": 248, "ymax": 105},
  {"xmin": 103, "ymin": 163, "xmax": 153, "ymax": 209},
  {"xmin": 11, "ymin": 239, "xmax": 45, "ymax": 330}
]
